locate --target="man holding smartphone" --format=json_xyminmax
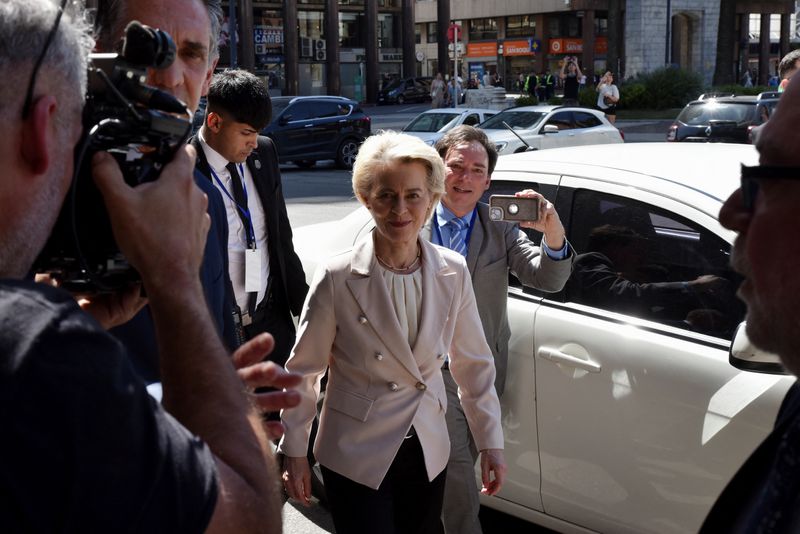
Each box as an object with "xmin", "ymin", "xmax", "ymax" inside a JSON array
[{"xmin": 428, "ymin": 125, "xmax": 574, "ymax": 534}]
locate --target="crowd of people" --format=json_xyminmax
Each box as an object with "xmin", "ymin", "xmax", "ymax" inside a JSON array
[{"xmin": 3, "ymin": 0, "xmax": 800, "ymax": 531}]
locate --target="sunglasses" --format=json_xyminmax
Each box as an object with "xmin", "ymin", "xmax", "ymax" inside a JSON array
[
  {"xmin": 740, "ymin": 164, "xmax": 800, "ymax": 211},
  {"xmin": 21, "ymin": 0, "xmax": 68, "ymax": 118}
]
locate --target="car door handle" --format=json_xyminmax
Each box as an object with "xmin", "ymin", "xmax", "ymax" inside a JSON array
[
  {"xmin": 538, "ymin": 347, "xmax": 601, "ymax": 373},
  {"xmin": 305, "ymin": 124, "xmax": 314, "ymax": 128}
]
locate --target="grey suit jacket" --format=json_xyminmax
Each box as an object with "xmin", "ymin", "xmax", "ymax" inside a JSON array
[
  {"xmin": 423, "ymin": 202, "xmax": 574, "ymax": 395},
  {"xmin": 278, "ymin": 235, "xmax": 503, "ymax": 489}
]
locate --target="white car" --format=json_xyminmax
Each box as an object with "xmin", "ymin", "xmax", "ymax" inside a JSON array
[
  {"xmin": 292, "ymin": 143, "xmax": 794, "ymax": 533},
  {"xmin": 479, "ymin": 105, "xmax": 623, "ymax": 155},
  {"xmin": 402, "ymin": 108, "xmax": 498, "ymax": 146}
]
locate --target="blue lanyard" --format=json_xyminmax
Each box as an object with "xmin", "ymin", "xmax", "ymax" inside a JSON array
[
  {"xmin": 209, "ymin": 164, "xmax": 256, "ymax": 248},
  {"xmin": 433, "ymin": 208, "xmax": 477, "ymax": 250}
]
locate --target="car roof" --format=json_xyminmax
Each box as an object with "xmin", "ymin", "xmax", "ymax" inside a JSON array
[
  {"xmin": 417, "ymin": 108, "xmax": 497, "ymax": 115},
  {"xmin": 687, "ymin": 95, "xmax": 758, "ymax": 105},
  {"xmin": 271, "ymin": 95, "xmax": 356, "ymax": 106},
  {"xmin": 492, "ymin": 142, "xmax": 758, "ymax": 204}
]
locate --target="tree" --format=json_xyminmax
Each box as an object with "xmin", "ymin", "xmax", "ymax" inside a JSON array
[{"xmin": 713, "ymin": 0, "xmax": 737, "ymax": 85}]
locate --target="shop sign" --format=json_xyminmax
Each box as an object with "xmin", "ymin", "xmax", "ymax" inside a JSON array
[
  {"xmin": 380, "ymin": 52, "xmax": 403, "ymax": 61},
  {"xmin": 595, "ymin": 36, "xmax": 608, "ymax": 54},
  {"xmin": 254, "ymin": 25, "xmax": 283, "ymax": 47},
  {"xmin": 548, "ymin": 38, "xmax": 583, "ymax": 54},
  {"xmin": 504, "ymin": 39, "xmax": 534, "ymax": 56},
  {"xmin": 466, "ymin": 42, "xmax": 497, "ymax": 57}
]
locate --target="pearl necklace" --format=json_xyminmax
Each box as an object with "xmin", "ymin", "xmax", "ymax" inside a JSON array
[{"xmin": 376, "ymin": 246, "xmax": 421, "ymax": 274}]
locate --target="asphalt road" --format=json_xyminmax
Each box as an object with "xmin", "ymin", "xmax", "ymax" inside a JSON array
[{"xmin": 278, "ymin": 102, "xmax": 669, "ymax": 532}]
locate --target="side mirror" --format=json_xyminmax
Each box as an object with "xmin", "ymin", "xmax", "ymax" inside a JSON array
[
  {"xmin": 543, "ymin": 124, "xmax": 559, "ymax": 134},
  {"xmin": 279, "ymin": 115, "xmax": 291, "ymax": 126},
  {"xmin": 729, "ymin": 322, "xmax": 787, "ymax": 375}
]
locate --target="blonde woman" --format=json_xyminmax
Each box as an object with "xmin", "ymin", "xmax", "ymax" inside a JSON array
[{"xmin": 279, "ymin": 131, "xmax": 505, "ymax": 534}]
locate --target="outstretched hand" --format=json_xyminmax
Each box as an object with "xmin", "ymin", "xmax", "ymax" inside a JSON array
[{"xmin": 515, "ymin": 189, "xmax": 566, "ymax": 250}]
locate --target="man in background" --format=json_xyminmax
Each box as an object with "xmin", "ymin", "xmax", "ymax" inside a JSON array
[
  {"xmin": 429, "ymin": 125, "xmax": 573, "ymax": 534},
  {"xmin": 194, "ymin": 69, "xmax": 308, "ymax": 366},
  {"xmin": 0, "ymin": 1, "xmax": 291, "ymax": 530}
]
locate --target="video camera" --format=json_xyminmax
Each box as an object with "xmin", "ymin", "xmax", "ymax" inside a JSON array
[{"xmin": 34, "ymin": 21, "xmax": 192, "ymax": 293}]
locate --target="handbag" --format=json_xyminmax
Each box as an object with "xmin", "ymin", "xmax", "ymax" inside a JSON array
[{"xmin": 603, "ymin": 94, "xmax": 614, "ymax": 105}]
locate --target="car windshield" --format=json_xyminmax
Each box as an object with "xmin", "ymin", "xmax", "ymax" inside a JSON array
[
  {"xmin": 404, "ymin": 113, "xmax": 460, "ymax": 133},
  {"xmin": 677, "ymin": 101, "xmax": 757, "ymax": 125},
  {"xmin": 270, "ymin": 98, "xmax": 292, "ymax": 121},
  {"xmin": 480, "ymin": 110, "xmax": 546, "ymax": 130}
]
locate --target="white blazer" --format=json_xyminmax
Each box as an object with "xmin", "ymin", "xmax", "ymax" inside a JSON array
[{"xmin": 278, "ymin": 233, "xmax": 503, "ymax": 489}]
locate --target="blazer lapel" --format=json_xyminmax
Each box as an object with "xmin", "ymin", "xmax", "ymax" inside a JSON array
[
  {"xmin": 411, "ymin": 239, "xmax": 457, "ymax": 361},
  {"xmin": 465, "ymin": 205, "xmax": 485, "ymax": 277},
  {"xmin": 189, "ymin": 136, "xmax": 213, "ymax": 181},
  {"xmin": 345, "ymin": 236, "xmax": 423, "ymax": 381}
]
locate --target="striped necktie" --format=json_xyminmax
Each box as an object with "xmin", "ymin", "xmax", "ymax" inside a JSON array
[{"xmin": 447, "ymin": 218, "xmax": 468, "ymax": 257}]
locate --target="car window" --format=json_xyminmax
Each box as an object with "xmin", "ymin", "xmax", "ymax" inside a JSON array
[
  {"xmin": 337, "ymin": 104, "xmax": 352, "ymax": 116},
  {"xmin": 284, "ymin": 101, "xmax": 318, "ymax": 121},
  {"xmin": 563, "ymin": 189, "xmax": 745, "ymax": 339},
  {"xmin": 462, "ymin": 114, "xmax": 481, "ymax": 127},
  {"xmin": 314, "ymin": 102, "xmax": 343, "ymax": 119},
  {"xmin": 678, "ymin": 102, "xmax": 757, "ymax": 125},
  {"xmin": 404, "ymin": 113, "xmax": 459, "ymax": 132},
  {"xmin": 573, "ymin": 111, "xmax": 602, "ymax": 128},
  {"xmin": 480, "ymin": 110, "xmax": 546, "ymax": 130},
  {"xmin": 544, "ymin": 111, "xmax": 573, "ymax": 131}
]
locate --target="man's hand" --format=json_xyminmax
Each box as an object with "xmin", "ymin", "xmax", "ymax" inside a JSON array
[
  {"xmin": 232, "ymin": 333, "xmax": 302, "ymax": 441},
  {"xmin": 479, "ymin": 448, "xmax": 507, "ymax": 496},
  {"xmin": 516, "ymin": 189, "xmax": 566, "ymax": 250},
  {"xmin": 282, "ymin": 455, "xmax": 313, "ymax": 507},
  {"xmin": 77, "ymin": 283, "xmax": 148, "ymax": 330},
  {"xmin": 91, "ymin": 147, "xmax": 209, "ymax": 297}
]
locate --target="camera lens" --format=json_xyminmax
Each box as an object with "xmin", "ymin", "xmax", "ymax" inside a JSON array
[{"xmin": 508, "ymin": 203, "xmax": 519, "ymax": 215}]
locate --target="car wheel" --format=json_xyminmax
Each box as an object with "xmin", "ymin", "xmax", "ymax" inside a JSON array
[
  {"xmin": 397, "ymin": 95, "xmax": 405, "ymax": 105},
  {"xmin": 336, "ymin": 138, "xmax": 360, "ymax": 169},
  {"xmin": 294, "ymin": 160, "xmax": 316, "ymax": 169}
]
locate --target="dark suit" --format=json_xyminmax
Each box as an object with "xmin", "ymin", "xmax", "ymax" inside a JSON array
[
  {"xmin": 191, "ymin": 135, "xmax": 308, "ymax": 367},
  {"xmin": 111, "ymin": 175, "xmax": 238, "ymax": 383},
  {"xmin": 700, "ymin": 381, "xmax": 800, "ymax": 533}
]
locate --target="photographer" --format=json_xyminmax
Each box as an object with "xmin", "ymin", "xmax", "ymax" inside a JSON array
[
  {"xmin": 597, "ymin": 71, "xmax": 620, "ymax": 124},
  {"xmin": 560, "ymin": 55, "xmax": 583, "ymax": 106},
  {"xmin": 1, "ymin": 1, "xmax": 290, "ymax": 531}
]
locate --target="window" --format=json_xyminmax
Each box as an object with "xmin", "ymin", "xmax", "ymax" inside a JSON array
[
  {"xmin": 427, "ymin": 22, "xmax": 438, "ymax": 43},
  {"xmin": 506, "ymin": 15, "xmax": 535, "ymax": 38},
  {"xmin": 415, "ymin": 23, "xmax": 422, "ymax": 44},
  {"xmin": 563, "ymin": 189, "xmax": 745, "ymax": 339},
  {"xmin": 544, "ymin": 111, "xmax": 573, "ymax": 131},
  {"xmin": 378, "ymin": 13, "xmax": 399, "ymax": 48},
  {"xmin": 462, "ymin": 113, "xmax": 481, "ymax": 126},
  {"xmin": 468, "ymin": 18, "xmax": 498, "ymax": 41},
  {"xmin": 340, "ymin": 12, "xmax": 364, "ymax": 47},
  {"xmin": 299, "ymin": 10, "xmax": 324, "ymax": 39},
  {"xmin": 573, "ymin": 111, "xmax": 602, "ymax": 128},
  {"xmin": 594, "ymin": 15, "xmax": 608, "ymax": 36}
]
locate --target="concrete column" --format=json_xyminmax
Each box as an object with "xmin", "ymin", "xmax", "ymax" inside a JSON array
[
  {"xmin": 581, "ymin": 10, "xmax": 595, "ymax": 76},
  {"xmin": 284, "ymin": 0, "xmax": 299, "ymax": 95},
  {"xmin": 238, "ymin": 0, "xmax": 255, "ymax": 71},
  {"xmin": 437, "ymin": 0, "xmax": 450, "ymax": 76},
  {"xmin": 365, "ymin": 0, "xmax": 378, "ymax": 103},
  {"xmin": 780, "ymin": 13, "xmax": 791, "ymax": 63},
  {"xmin": 326, "ymin": 0, "xmax": 341, "ymax": 95},
  {"xmin": 759, "ymin": 12, "xmax": 770, "ymax": 85},
  {"xmin": 738, "ymin": 12, "xmax": 749, "ymax": 83},
  {"xmin": 402, "ymin": 0, "xmax": 416, "ymax": 78}
]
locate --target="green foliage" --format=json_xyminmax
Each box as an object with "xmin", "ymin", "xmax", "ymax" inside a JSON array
[
  {"xmin": 616, "ymin": 66, "xmax": 702, "ymax": 109},
  {"xmin": 619, "ymin": 83, "xmax": 647, "ymax": 109},
  {"xmin": 578, "ymin": 87, "xmax": 598, "ymax": 107},
  {"xmin": 514, "ymin": 95, "xmax": 538, "ymax": 107}
]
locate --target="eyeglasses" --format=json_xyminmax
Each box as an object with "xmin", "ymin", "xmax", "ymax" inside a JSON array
[
  {"xmin": 740, "ymin": 164, "xmax": 800, "ymax": 211},
  {"xmin": 21, "ymin": 0, "xmax": 68, "ymax": 118}
]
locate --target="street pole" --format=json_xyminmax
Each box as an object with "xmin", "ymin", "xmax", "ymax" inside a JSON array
[
  {"xmin": 664, "ymin": 0, "xmax": 671, "ymax": 66},
  {"xmin": 453, "ymin": 25, "xmax": 459, "ymax": 108}
]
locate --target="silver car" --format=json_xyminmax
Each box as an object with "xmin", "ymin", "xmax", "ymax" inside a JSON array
[
  {"xmin": 480, "ymin": 105, "xmax": 623, "ymax": 154},
  {"xmin": 402, "ymin": 108, "xmax": 497, "ymax": 146}
]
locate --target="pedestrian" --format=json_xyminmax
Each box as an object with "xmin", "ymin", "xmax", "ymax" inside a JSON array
[
  {"xmin": 448, "ymin": 75, "xmax": 462, "ymax": 107},
  {"xmin": 430, "ymin": 126, "xmax": 573, "ymax": 534},
  {"xmin": 517, "ymin": 72, "xmax": 525, "ymax": 92},
  {"xmin": 597, "ymin": 71, "xmax": 620, "ymax": 124},
  {"xmin": 560, "ymin": 55, "xmax": 584, "ymax": 106},
  {"xmin": 536, "ymin": 71, "xmax": 547, "ymax": 103},
  {"xmin": 280, "ymin": 131, "xmax": 506, "ymax": 533},
  {"xmin": 699, "ymin": 63, "xmax": 800, "ymax": 533},
  {"xmin": 777, "ymin": 49, "xmax": 800, "ymax": 92},
  {"xmin": 193, "ymin": 69, "xmax": 308, "ymax": 369},
  {"xmin": 743, "ymin": 69, "xmax": 754, "ymax": 87},
  {"xmin": 545, "ymin": 69, "xmax": 556, "ymax": 100},
  {"xmin": 431, "ymin": 72, "xmax": 446, "ymax": 108}
]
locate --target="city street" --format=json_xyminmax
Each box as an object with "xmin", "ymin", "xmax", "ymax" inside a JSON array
[{"xmin": 278, "ymin": 102, "xmax": 671, "ymax": 532}]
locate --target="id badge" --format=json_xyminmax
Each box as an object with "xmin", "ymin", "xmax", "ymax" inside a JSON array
[{"xmin": 245, "ymin": 248, "xmax": 262, "ymax": 293}]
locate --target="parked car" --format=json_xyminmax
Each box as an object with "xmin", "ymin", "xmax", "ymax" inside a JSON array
[
  {"xmin": 402, "ymin": 108, "xmax": 497, "ymax": 145},
  {"xmin": 377, "ymin": 76, "xmax": 433, "ymax": 105},
  {"xmin": 478, "ymin": 105, "xmax": 623, "ymax": 155},
  {"xmin": 261, "ymin": 95, "xmax": 370, "ymax": 169},
  {"xmin": 666, "ymin": 94, "xmax": 765, "ymax": 143},
  {"xmin": 291, "ymin": 143, "xmax": 794, "ymax": 533}
]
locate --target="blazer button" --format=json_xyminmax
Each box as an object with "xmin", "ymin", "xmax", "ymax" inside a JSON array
[
  {"xmin": 415, "ymin": 382, "xmax": 427, "ymax": 391},
  {"xmin": 358, "ymin": 315, "xmax": 368, "ymax": 324},
  {"xmin": 388, "ymin": 382, "xmax": 399, "ymax": 391},
  {"xmin": 375, "ymin": 352, "xmax": 384, "ymax": 361}
]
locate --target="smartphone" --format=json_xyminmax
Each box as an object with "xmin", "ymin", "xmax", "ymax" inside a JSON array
[{"xmin": 489, "ymin": 195, "xmax": 540, "ymax": 222}]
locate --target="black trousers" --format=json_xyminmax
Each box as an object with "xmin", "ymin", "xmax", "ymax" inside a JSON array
[
  {"xmin": 321, "ymin": 432, "xmax": 446, "ymax": 534},
  {"xmin": 243, "ymin": 288, "xmax": 296, "ymax": 368}
]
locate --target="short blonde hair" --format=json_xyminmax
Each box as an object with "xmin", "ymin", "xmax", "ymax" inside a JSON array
[{"xmin": 352, "ymin": 130, "xmax": 445, "ymax": 211}]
